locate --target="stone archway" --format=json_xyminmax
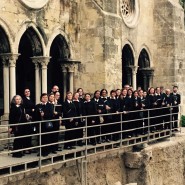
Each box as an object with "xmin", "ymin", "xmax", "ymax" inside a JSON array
[
  {"xmin": 48, "ymin": 34, "xmax": 70, "ymax": 96},
  {"xmin": 16, "ymin": 27, "xmax": 43, "ymax": 100},
  {"xmin": 0, "ymin": 26, "xmax": 11, "ymax": 116},
  {"xmin": 122, "ymin": 44, "xmax": 134, "ymax": 87},
  {"xmin": 137, "ymin": 48, "xmax": 154, "ymax": 91}
]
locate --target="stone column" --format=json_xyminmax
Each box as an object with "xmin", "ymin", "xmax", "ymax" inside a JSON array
[
  {"xmin": 61, "ymin": 65, "xmax": 67, "ymax": 100},
  {"xmin": 38, "ymin": 57, "xmax": 51, "ymax": 93},
  {"xmin": 0, "ymin": 55, "xmax": 10, "ymax": 115},
  {"xmin": 131, "ymin": 66, "xmax": 138, "ymax": 90},
  {"xmin": 143, "ymin": 74, "xmax": 147, "ymax": 91},
  {"xmin": 31, "ymin": 57, "xmax": 41, "ymax": 104},
  {"xmin": 68, "ymin": 64, "xmax": 75, "ymax": 93},
  {"xmin": 149, "ymin": 74, "xmax": 154, "ymax": 87},
  {"xmin": 9, "ymin": 54, "xmax": 19, "ymax": 100}
]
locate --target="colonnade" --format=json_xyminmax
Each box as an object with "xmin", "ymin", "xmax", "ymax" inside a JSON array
[{"xmin": 0, "ymin": 53, "xmax": 78, "ymax": 115}]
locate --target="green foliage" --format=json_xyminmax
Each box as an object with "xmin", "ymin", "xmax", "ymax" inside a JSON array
[
  {"xmin": 181, "ymin": 115, "xmax": 185, "ymax": 127},
  {"xmin": 180, "ymin": 0, "xmax": 185, "ymax": 7}
]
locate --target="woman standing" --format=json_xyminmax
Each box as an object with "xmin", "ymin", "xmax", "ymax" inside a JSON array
[
  {"xmin": 9, "ymin": 95, "xmax": 27, "ymax": 158},
  {"xmin": 73, "ymin": 92, "xmax": 84, "ymax": 146}
]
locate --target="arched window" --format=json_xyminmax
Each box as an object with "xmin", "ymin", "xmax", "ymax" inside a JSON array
[{"xmin": 122, "ymin": 44, "xmax": 134, "ymax": 87}]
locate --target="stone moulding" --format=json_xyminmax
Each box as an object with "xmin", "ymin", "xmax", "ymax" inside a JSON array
[
  {"xmin": 120, "ymin": 0, "xmax": 140, "ymax": 28},
  {"xmin": 19, "ymin": 0, "xmax": 49, "ymax": 9}
]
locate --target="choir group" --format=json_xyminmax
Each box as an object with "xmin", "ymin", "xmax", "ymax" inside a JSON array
[{"xmin": 9, "ymin": 84, "xmax": 181, "ymax": 157}]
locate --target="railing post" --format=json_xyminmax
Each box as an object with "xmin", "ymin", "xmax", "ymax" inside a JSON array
[
  {"xmin": 180, "ymin": 105, "xmax": 182, "ymax": 133},
  {"xmin": 170, "ymin": 106, "xmax": 173, "ymax": 137},
  {"xmin": 39, "ymin": 121, "xmax": 42, "ymax": 169},
  {"xmin": 120, "ymin": 112, "xmax": 123, "ymax": 147},
  {"xmin": 147, "ymin": 109, "xmax": 150, "ymax": 143}
]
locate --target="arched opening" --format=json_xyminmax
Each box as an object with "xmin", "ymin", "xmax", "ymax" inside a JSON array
[
  {"xmin": 48, "ymin": 34, "xmax": 70, "ymax": 94},
  {"xmin": 0, "ymin": 26, "xmax": 11, "ymax": 116},
  {"xmin": 16, "ymin": 27, "xmax": 43, "ymax": 100},
  {"xmin": 137, "ymin": 48, "xmax": 153, "ymax": 90},
  {"xmin": 122, "ymin": 44, "xmax": 134, "ymax": 87}
]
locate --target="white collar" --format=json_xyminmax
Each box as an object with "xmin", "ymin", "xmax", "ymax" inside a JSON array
[{"xmin": 67, "ymin": 100, "xmax": 72, "ymax": 103}]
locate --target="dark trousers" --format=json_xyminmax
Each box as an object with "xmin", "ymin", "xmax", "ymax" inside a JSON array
[
  {"xmin": 51, "ymin": 121, "xmax": 60, "ymax": 152},
  {"xmin": 75, "ymin": 122, "xmax": 84, "ymax": 145},
  {"xmin": 64, "ymin": 121, "xmax": 75, "ymax": 148},
  {"xmin": 112, "ymin": 115, "xmax": 120, "ymax": 140},
  {"xmin": 172, "ymin": 113, "xmax": 178, "ymax": 128}
]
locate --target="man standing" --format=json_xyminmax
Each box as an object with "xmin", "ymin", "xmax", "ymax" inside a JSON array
[{"xmin": 171, "ymin": 86, "xmax": 181, "ymax": 131}]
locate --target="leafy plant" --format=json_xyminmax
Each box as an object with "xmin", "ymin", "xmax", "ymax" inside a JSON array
[{"xmin": 181, "ymin": 115, "xmax": 185, "ymax": 127}]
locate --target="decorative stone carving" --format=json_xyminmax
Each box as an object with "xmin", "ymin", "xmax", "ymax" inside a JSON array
[
  {"xmin": 120, "ymin": 0, "xmax": 140, "ymax": 28},
  {"xmin": 19, "ymin": 0, "xmax": 49, "ymax": 9}
]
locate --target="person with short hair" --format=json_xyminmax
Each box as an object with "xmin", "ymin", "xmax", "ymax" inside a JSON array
[
  {"xmin": 9, "ymin": 95, "xmax": 27, "ymax": 158},
  {"xmin": 63, "ymin": 92, "xmax": 77, "ymax": 149},
  {"xmin": 83, "ymin": 93, "xmax": 97, "ymax": 145},
  {"xmin": 34, "ymin": 93, "xmax": 53, "ymax": 156},
  {"xmin": 171, "ymin": 86, "xmax": 181, "ymax": 131}
]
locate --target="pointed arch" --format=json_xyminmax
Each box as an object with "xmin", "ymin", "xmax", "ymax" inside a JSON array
[
  {"xmin": 0, "ymin": 17, "xmax": 14, "ymax": 53},
  {"xmin": 122, "ymin": 43, "xmax": 135, "ymax": 87},
  {"xmin": 14, "ymin": 22, "xmax": 46, "ymax": 55},
  {"xmin": 46, "ymin": 27, "xmax": 73, "ymax": 58},
  {"xmin": 137, "ymin": 45, "xmax": 154, "ymax": 90}
]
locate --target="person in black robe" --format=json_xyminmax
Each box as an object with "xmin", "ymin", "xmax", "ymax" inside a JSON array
[
  {"xmin": 154, "ymin": 87, "xmax": 163, "ymax": 131},
  {"xmin": 124, "ymin": 89, "xmax": 134, "ymax": 137},
  {"xmin": 73, "ymin": 92, "xmax": 84, "ymax": 146},
  {"xmin": 34, "ymin": 93, "xmax": 53, "ymax": 156},
  {"xmin": 146, "ymin": 87, "xmax": 157, "ymax": 133},
  {"xmin": 107, "ymin": 90, "xmax": 120, "ymax": 141},
  {"xmin": 63, "ymin": 92, "xmax": 78, "ymax": 149},
  {"xmin": 170, "ymin": 86, "xmax": 181, "ymax": 131},
  {"xmin": 119, "ymin": 88, "xmax": 128, "ymax": 138},
  {"xmin": 22, "ymin": 88, "xmax": 35, "ymax": 154},
  {"xmin": 139, "ymin": 90, "xmax": 148, "ymax": 134},
  {"xmin": 91, "ymin": 90, "xmax": 106, "ymax": 144},
  {"xmin": 162, "ymin": 89, "xmax": 172, "ymax": 129},
  {"xmin": 132, "ymin": 90, "xmax": 142, "ymax": 136},
  {"xmin": 9, "ymin": 95, "xmax": 27, "ymax": 158},
  {"xmin": 83, "ymin": 93, "xmax": 97, "ymax": 145}
]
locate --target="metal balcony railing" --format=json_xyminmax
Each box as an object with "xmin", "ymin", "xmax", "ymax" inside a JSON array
[{"xmin": 0, "ymin": 105, "xmax": 181, "ymax": 184}]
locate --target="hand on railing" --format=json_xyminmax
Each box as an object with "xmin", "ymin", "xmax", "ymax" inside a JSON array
[{"xmin": 9, "ymin": 128, "xmax": 12, "ymax": 134}]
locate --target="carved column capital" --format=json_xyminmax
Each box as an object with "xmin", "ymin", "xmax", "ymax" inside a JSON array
[
  {"xmin": 130, "ymin": 65, "xmax": 138, "ymax": 75},
  {"xmin": 61, "ymin": 65, "xmax": 68, "ymax": 73},
  {"xmin": 68, "ymin": 64, "xmax": 75, "ymax": 73},
  {"xmin": 0, "ymin": 53, "xmax": 20, "ymax": 67},
  {"xmin": 32, "ymin": 56, "xmax": 51, "ymax": 68}
]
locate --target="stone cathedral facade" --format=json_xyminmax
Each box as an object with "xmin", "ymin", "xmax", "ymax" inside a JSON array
[{"xmin": 0, "ymin": 0, "xmax": 185, "ymax": 117}]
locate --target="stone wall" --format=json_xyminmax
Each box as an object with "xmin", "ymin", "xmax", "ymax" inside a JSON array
[{"xmin": 2, "ymin": 132, "xmax": 185, "ymax": 185}]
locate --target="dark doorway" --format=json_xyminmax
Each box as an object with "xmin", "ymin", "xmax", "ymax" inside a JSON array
[
  {"xmin": 137, "ymin": 49, "xmax": 150, "ymax": 91},
  {"xmin": 16, "ymin": 28, "xmax": 43, "ymax": 101},
  {"xmin": 122, "ymin": 44, "xmax": 134, "ymax": 87},
  {"xmin": 0, "ymin": 26, "xmax": 11, "ymax": 116},
  {"xmin": 48, "ymin": 35, "xmax": 70, "ymax": 95}
]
